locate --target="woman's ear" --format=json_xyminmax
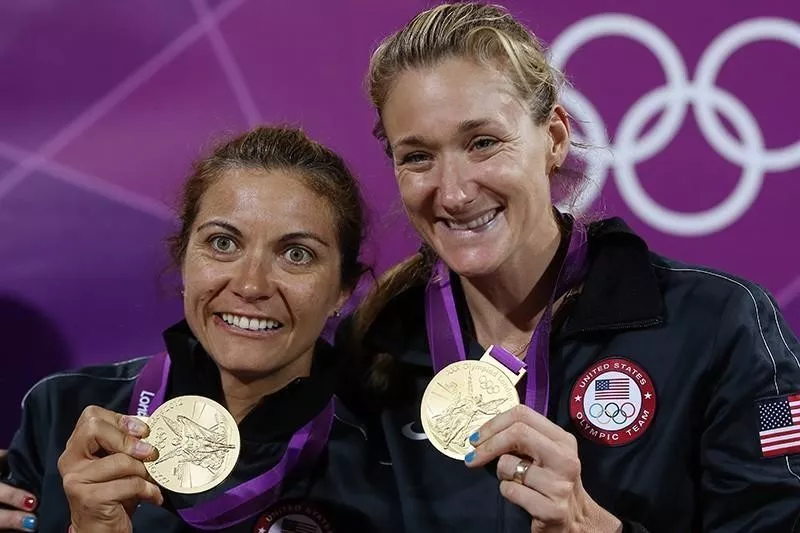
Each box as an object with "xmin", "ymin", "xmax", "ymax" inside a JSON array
[{"xmin": 547, "ymin": 104, "xmax": 571, "ymax": 174}]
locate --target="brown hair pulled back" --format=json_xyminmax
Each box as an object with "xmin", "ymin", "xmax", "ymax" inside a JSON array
[{"xmin": 169, "ymin": 125, "xmax": 368, "ymax": 292}]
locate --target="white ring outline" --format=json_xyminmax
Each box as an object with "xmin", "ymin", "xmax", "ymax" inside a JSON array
[
  {"xmin": 694, "ymin": 17, "xmax": 800, "ymax": 171},
  {"xmin": 615, "ymin": 85, "xmax": 764, "ymax": 235},
  {"xmin": 549, "ymin": 14, "xmax": 800, "ymax": 235}
]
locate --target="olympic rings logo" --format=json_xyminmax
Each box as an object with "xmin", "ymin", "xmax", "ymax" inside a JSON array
[
  {"xmin": 588, "ymin": 401, "xmax": 637, "ymax": 425},
  {"xmin": 550, "ymin": 15, "xmax": 800, "ymax": 236},
  {"xmin": 479, "ymin": 375, "xmax": 501, "ymax": 394}
]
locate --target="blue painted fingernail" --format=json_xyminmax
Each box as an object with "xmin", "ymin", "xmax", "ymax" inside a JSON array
[
  {"xmin": 22, "ymin": 515, "xmax": 37, "ymax": 531},
  {"xmin": 469, "ymin": 431, "xmax": 479, "ymax": 444},
  {"xmin": 464, "ymin": 451, "xmax": 475, "ymax": 463}
]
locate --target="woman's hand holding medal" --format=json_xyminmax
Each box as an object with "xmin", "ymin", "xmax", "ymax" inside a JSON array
[
  {"xmin": 58, "ymin": 405, "xmax": 162, "ymax": 533},
  {"xmin": 464, "ymin": 405, "xmax": 622, "ymax": 533}
]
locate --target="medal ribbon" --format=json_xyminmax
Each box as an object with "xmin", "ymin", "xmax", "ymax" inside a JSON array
[
  {"xmin": 425, "ymin": 217, "xmax": 589, "ymax": 416},
  {"xmin": 129, "ymin": 352, "xmax": 334, "ymax": 530}
]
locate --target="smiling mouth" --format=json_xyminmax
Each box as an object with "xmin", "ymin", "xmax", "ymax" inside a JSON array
[
  {"xmin": 443, "ymin": 208, "xmax": 502, "ymax": 231},
  {"xmin": 216, "ymin": 313, "xmax": 283, "ymax": 333}
]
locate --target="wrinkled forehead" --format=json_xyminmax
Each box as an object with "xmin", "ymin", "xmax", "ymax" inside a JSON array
[
  {"xmin": 194, "ymin": 167, "xmax": 338, "ymax": 236},
  {"xmin": 381, "ymin": 59, "xmax": 529, "ymax": 141},
  {"xmin": 381, "ymin": 58, "xmax": 525, "ymax": 124}
]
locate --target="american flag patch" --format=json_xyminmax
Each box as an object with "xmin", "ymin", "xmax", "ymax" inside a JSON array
[
  {"xmin": 594, "ymin": 378, "xmax": 630, "ymax": 400},
  {"xmin": 758, "ymin": 393, "xmax": 800, "ymax": 458}
]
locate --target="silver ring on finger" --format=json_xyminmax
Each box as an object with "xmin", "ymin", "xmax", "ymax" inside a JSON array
[{"xmin": 512, "ymin": 458, "xmax": 531, "ymax": 485}]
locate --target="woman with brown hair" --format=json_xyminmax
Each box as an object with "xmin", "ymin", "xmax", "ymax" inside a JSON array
[{"xmin": 2, "ymin": 126, "xmax": 399, "ymax": 533}]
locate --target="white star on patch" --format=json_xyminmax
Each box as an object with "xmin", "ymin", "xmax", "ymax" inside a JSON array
[
  {"xmin": 644, "ymin": 393, "xmax": 652, "ymax": 399},
  {"xmin": 258, "ymin": 528, "xmax": 267, "ymax": 533},
  {"xmin": 574, "ymin": 395, "xmax": 582, "ymax": 402}
]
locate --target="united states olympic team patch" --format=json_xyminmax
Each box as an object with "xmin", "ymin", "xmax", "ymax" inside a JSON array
[
  {"xmin": 570, "ymin": 357, "xmax": 657, "ymax": 446},
  {"xmin": 254, "ymin": 501, "xmax": 334, "ymax": 533}
]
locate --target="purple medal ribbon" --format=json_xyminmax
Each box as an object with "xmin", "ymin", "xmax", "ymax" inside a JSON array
[
  {"xmin": 425, "ymin": 219, "xmax": 589, "ymax": 416},
  {"xmin": 128, "ymin": 352, "xmax": 334, "ymax": 530}
]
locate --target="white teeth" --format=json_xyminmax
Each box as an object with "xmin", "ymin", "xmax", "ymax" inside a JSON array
[
  {"xmin": 220, "ymin": 313, "xmax": 281, "ymax": 332},
  {"xmin": 447, "ymin": 209, "xmax": 497, "ymax": 231}
]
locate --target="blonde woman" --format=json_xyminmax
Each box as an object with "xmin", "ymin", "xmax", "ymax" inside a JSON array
[{"xmin": 343, "ymin": 3, "xmax": 800, "ymax": 532}]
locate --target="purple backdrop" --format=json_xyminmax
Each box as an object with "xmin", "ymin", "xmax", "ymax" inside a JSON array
[{"xmin": 1, "ymin": 0, "xmax": 798, "ymax": 445}]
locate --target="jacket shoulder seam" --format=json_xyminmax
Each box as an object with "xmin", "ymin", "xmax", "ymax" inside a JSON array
[
  {"xmin": 653, "ymin": 264, "xmax": 800, "ymax": 484},
  {"xmin": 20, "ymin": 356, "xmax": 149, "ymax": 409}
]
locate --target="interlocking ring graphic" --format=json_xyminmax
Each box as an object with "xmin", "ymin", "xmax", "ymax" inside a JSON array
[
  {"xmin": 550, "ymin": 15, "xmax": 800, "ymax": 236},
  {"xmin": 588, "ymin": 401, "xmax": 637, "ymax": 425},
  {"xmin": 478, "ymin": 374, "xmax": 501, "ymax": 394}
]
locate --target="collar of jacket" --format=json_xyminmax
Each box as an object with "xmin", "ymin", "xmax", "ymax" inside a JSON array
[
  {"xmin": 160, "ymin": 320, "xmax": 338, "ymax": 442},
  {"xmin": 559, "ymin": 216, "xmax": 665, "ymax": 337},
  {"xmin": 358, "ymin": 216, "xmax": 666, "ymax": 360}
]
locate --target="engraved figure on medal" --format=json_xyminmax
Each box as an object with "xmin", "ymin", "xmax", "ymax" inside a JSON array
[
  {"xmin": 155, "ymin": 414, "xmax": 234, "ymax": 480},
  {"xmin": 422, "ymin": 361, "xmax": 519, "ymax": 459},
  {"xmin": 142, "ymin": 395, "xmax": 240, "ymax": 494}
]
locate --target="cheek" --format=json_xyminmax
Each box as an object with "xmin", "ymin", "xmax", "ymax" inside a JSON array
[
  {"xmin": 289, "ymin": 271, "xmax": 343, "ymax": 316},
  {"xmin": 182, "ymin": 257, "xmax": 224, "ymax": 301},
  {"xmin": 396, "ymin": 174, "xmax": 430, "ymax": 216},
  {"xmin": 495, "ymin": 156, "xmax": 547, "ymax": 197},
  {"xmin": 286, "ymin": 286, "xmax": 330, "ymax": 324}
]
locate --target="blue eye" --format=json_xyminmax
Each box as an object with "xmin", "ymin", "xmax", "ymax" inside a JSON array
[
  {"xmin": 210, "ymin": 235, "xmax": 238, "ymax": 254},
  {"xmin": 284, "ymin": 246, "xmax": 314, "ymax": 265},
  {"xmin": 399, "ymin": 152, "xmax": 430, "ymax": 165},
  {"xmin": 471, "ymin": 137, "xmax": 497, "ymax": 150}
]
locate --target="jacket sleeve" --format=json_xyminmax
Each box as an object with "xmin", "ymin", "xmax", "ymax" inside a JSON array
[
  {"xmin": 701, "ymin": 283, "xmax": 800, "ymax": 531},
  {"xmin": 621, "ymin": 520, "xmax": 652, "ymax": 533},
  {"xmin": 2, "ymin": 378, "xmax": 55, "ymax": 498}
]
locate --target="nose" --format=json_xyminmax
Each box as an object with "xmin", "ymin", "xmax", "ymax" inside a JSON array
[
  {"xmin": 229, "ymin": 252, "xmax": 275, "ymax": 302},
  {"xmin": 437, "ymin": 153, "xmax": 477, "ymax": 213}
]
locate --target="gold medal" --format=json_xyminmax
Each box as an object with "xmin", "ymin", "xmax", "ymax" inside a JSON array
[
  {"xmin": 420, "ymin": 346, "xmax": 524, "ymax": 460},
  {"xmin": 138, "ymin": 395, "xmax": 240, "ymax": 494}
]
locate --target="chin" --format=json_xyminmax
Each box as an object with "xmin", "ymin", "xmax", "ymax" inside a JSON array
[
  {"xmin": 439, "ymin": 250, "xmax": 505, "ymax": 280},
  {"xmin": 212, "ymin": 353, "xmax": 275, "ymax": 378},
  {"xmin": 429, "ymin": 226, "xmax": 511, "ymax": 280}
]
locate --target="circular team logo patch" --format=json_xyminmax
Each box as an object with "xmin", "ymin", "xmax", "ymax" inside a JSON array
[
  {"xmin": 254, "ymin": 501, "xmax": 334, "ymax": 533},
  {"xmin": 569, "ymin": 357, "xmax": 657, "ymax": 447}
]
